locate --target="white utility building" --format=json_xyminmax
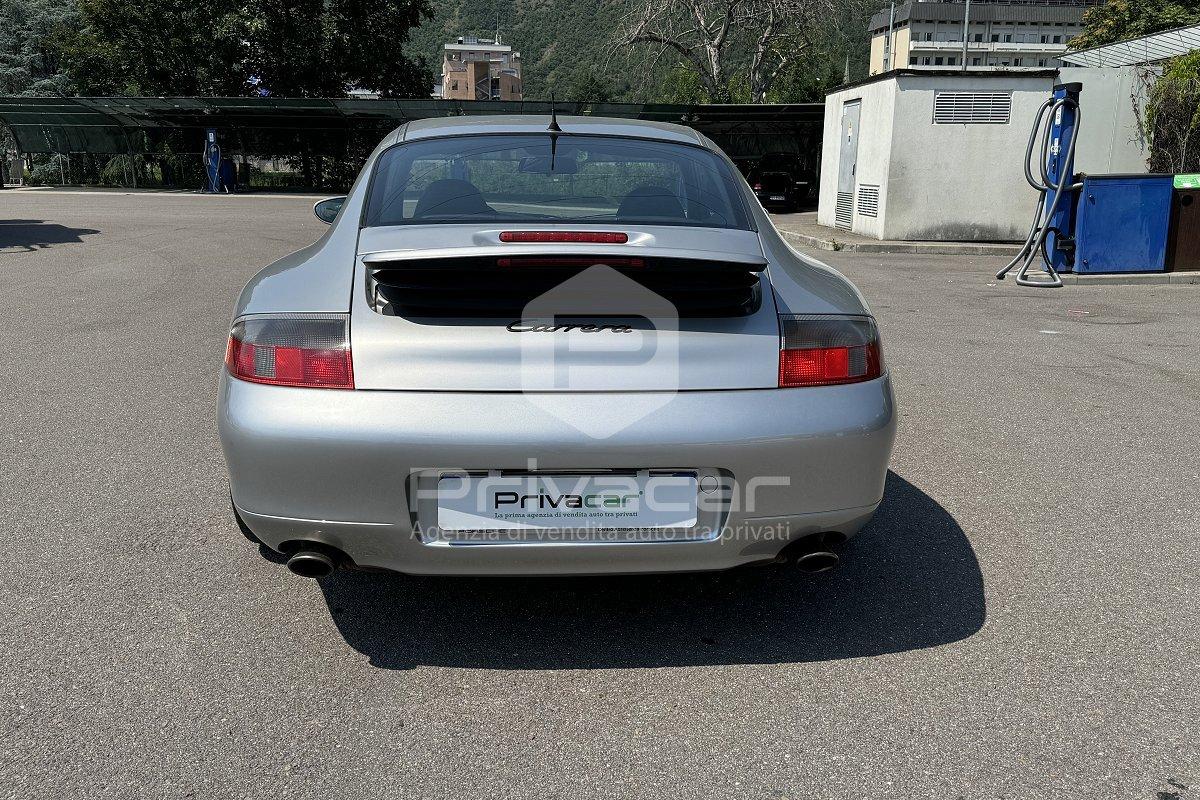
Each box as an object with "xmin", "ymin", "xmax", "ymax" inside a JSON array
[{"xmin": 816, "ymin": 67, "xmax": 1153, "ymax": 241}]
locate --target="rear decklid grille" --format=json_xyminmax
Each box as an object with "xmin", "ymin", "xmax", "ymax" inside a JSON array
[{"xmin": 366, "ymin": 256, "xmax": 762, "ymax": 319}]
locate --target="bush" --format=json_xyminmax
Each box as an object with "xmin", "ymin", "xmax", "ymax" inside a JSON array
[
  {"xmin": 1146, "ymin": 52, "xmax": 1200, "ymax": 173},
  {"xmin": 248, "ymin": 170, "xmax": 304, "ymax": 189},
  {"xmin": 26, "ymin": 154, "xmax": 70, "ymax": 185},
  {"xmin": 98, "ymin": 154, "xmax": 147, "ymax": 186}
]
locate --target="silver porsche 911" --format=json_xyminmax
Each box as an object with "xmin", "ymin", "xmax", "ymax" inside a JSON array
[{"xmin": 219, "ymin": 115, "xmax": 896, "ymax": 578}]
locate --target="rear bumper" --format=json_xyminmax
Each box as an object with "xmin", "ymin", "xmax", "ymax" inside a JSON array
[{"xmin": 219, "ymin": 375, "xmax": 896, "ymax": 575}]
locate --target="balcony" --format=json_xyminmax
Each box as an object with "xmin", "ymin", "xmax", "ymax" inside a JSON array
[{"xmin": 909, "ymin": 40, "xmax": 1068, "ymax": 54}]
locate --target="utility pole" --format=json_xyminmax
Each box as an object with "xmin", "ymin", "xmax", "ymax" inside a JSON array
[
  {"xmin": 885, "ymin": 0, "xmax": 896, "ymax": 71},
  {"xmin": 961, "ymin": 0, "xmax": 972, "ymax": 69}
]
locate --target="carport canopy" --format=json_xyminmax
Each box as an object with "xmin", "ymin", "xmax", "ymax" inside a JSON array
[{"xmin": 0, "ymin": 96, "xmax": 823, "ymax": 159}]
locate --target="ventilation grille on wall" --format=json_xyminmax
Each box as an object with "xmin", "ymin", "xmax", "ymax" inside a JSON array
[
  {"xmin": 834, "ymin": 192, "xmax": 853, "ymax": 229},
  {"xmin": 857, "ymin": 185, "xmax": 880, "ymax": 218},
  {"xmin": 933, "ymin": 91, "xmax": 1012, "ymax": 124}
]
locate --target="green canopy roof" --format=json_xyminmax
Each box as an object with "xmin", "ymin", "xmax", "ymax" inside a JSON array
[{"xmin": 0, "ymin": 96, "xmax": 823, "ymax": 157}]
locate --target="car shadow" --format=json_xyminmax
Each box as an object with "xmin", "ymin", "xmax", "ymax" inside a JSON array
[
  {"xmin": 0, "ymin": 219, "xmax": 99, "ymax": 252},
  {"xmin": 318, "ymin": 471, "xmax": 985, "ymax": 669}
]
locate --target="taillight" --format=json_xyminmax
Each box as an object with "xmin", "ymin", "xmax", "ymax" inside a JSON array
[
  {"xmin": 499, "ymin": 231, "xmax": 628, "ymax": 243},
  {"xmin": 778, "ymin": 314, "xmax": 882, "ymax": 388},
  {"xmin": 225, "ymin": 314, "xmax": 353, "ymax": 389}
]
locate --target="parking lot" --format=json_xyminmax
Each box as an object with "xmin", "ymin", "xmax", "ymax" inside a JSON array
[{"xmin": 2, "ymin": 190, "xmax": 1198, "ymax": 799}]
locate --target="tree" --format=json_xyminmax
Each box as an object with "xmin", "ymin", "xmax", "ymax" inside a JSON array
[
  {"xmin": 614, "ymin": 0, "xmax": 857, "ymax": 103},
  {"xmin": 1145, "ymin": 51, "xmax": 1200, "ymax": 172},
  {"xmin": 767, "ymin": 0, "xmax": 873, "ymax": 103},
  {"xmin": 60, "ymin": 0, "xmax": 433, "ymax": 97},
  {"xmin": 658, "ymin": 65, "xmax": 710, "ymax": 104},
  {"xmin": 1069, "ymin": 0, "xmax": 1200, "ymax": 51},
  {"xmin": 243, "ymin": 0, "xmax": 433, "ymax": 97},
  {"xmin": 0, "ymin": 0, "xmax": 78, "ymax": 95},
  {"xmin": 64, "ymin": 0, "xmax": 250, "ymax": 95},
  {"xmin": 559, "ymin": 65, "xmax": 618, "ymax": 104}
]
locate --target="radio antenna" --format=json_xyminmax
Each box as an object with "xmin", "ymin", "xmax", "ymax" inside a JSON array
[{"xmin": 547, "ymin": 93, "xmax": 562, "ymax": 171}]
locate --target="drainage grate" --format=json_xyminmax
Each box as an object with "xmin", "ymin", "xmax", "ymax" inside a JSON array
[
  {"xmin": 834, "ymin": 192, "xmax": 854, "ymax": 229},
  {"xmin": 857, "ymin": 185, "xmax": 880, "ymax": 218}
]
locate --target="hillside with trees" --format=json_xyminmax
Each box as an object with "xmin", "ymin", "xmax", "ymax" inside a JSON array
[
  {"xmin": 407, "ymin": 0, "xmax": 871, "ymax": 103},
  {"xmin": 0, "ymin": 0, "xmax": 77, "ymax": 95},
  {"xmin": 407, "ymin": 0, "xmax": 641, "ymax": 101}
]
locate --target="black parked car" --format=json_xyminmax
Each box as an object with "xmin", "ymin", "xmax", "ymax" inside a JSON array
[{"xmin": 748, "ymin": 153, "xmax": 816, "ymax": 212}]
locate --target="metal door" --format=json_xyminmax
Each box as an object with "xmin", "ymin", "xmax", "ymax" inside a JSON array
[{"xmin": 835, "ymin": 101, "xmax": 861, "ymax": 229}]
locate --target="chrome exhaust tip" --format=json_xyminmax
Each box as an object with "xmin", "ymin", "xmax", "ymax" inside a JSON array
[
  {"xmin": 286, "ymin": 549, "xmax": 336, "ymax": 578},
  {"xmin": 793, "ymin": 550, "xmax": 840, "ymax": 573}
]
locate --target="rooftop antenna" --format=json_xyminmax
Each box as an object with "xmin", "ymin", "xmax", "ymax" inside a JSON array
[{"xmin": 547, "ymin": 93, "xmax": 562, "ymax": 171}]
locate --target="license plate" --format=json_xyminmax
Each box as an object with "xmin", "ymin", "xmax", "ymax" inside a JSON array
[
  {"xmin": 436, "ymin": 472, "xmax": 698, "ymax": 532},
  {"xmin": 770, "ymin": 195, "xmax": 786, "ymax": 201}
]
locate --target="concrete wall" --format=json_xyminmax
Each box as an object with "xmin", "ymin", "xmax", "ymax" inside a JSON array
[
  {"xmin": 1060, "ymin": 66, "xmax": 1154, "ymax": 175},
  {"xmin": 816, "ymin": 92, "xmax": 847, "ymax": 229},
  {"xmin": 884, "ymin": 73, "xmax": 1049, "ymax": 241},
  {"xmin": 870, "ymin": 35, "xmax": 886, "ymax": 75},
  {"xmin": 894, "ymin": 29, "xmax": 912, "ymax": 69},
  {"xmin": 869, "ymin": 29, "xmax": 913, "ymax": 74}
]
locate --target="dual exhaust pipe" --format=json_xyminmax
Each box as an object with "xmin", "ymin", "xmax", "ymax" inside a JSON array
[
  {"xmin": 286, "ymin": 547, "xmax": 340, "ymax": 578},
  {"xmin": 793, "ymin": 549, "xmax": 841, "ymax": 573},
  {"xmin": 782, "ymin": 532, "xmax": 843, "ymax": 573},
  {"xmin": 283, "ymin": 535, "xmax": 843, "ymax": 579}
]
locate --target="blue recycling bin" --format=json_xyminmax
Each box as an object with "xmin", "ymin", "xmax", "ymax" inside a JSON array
[{"xmin": 1073, "ymin": 175, "xmax": 1174, "ymax": 273}]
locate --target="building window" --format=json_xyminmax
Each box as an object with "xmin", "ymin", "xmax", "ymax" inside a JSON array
[
  {"xmin": 991, "ymin": 34, "xmax": 999, "ymax": 42},
  {"xmin": 922, "ymin": 57, "xmax": 932, "ymax": 65},
  {"xmin": 1004, "ymin": 34, "xmax": 1012, "ymax": 43},
  {"xmin": 934, "ymin": 57, "xmax": 944, "ymax": 65},
  {"xmin": 926, "ymin": 32, "xmax": 934, "ymax": 41},
  {"xmin": 972, "ymin": 57, "xmax": 982, "ymax": 66},
  {"xmin": 973, "ymin": 33, "xmax": 983, "ymax": 42},
  {"xmin": 1014, "ymin": 58, "xmax": 1023, "ymax": 66},
  {"xmin": 1053, "ymin": 35, "xmax": 1062, "ymax": 43},
  {"xmin": 1040, "ymin": 35, "xmax": 1048, "ymax": 43},
  {"xmin": 451, "ymin": 81, "xmax": 458, "ymax": 90}
]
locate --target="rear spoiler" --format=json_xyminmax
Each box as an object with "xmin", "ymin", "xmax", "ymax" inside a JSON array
[{"xmin": 361, "ymin": 246, "xmax": 769, "ymax": 271}]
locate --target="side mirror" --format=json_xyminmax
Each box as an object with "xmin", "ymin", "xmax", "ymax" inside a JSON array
[{"xmin": 313, "ymin": 196, "xmax": 347, "ymax": 224}]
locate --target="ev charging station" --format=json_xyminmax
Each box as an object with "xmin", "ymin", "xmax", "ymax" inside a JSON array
[
  {"xmin": 999, "ymin": 82, "xmax": 1194, "ymax": 287},
  {"xmin": 202, "ymin": 128, "xmax": 237, "ymax": 193},
  {"xmin": 203, "ymin": 129, "xmax": 222, "ymax": 193}
]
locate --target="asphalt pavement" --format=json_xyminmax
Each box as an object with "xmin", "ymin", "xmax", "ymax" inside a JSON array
[{"xmin": 2, "ymin": 191, "xmax": 1198, "ymax": 799}]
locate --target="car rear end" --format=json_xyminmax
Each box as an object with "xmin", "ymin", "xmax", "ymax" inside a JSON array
[
  {"xmin": 751, "ymin": 170, "xmax": 802, "ymax": 210},
  {"xmin": 219, "ymin": 121, "xmax": 895, "ymax": 576}
]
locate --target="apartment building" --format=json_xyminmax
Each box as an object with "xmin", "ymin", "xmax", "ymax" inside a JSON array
[
  {"xmin": 437, "ymin": 36, "xmax": 523, "ymax": 101},
  {"xmin": 868, "ymin": 0, "xmax": 1105, "ymax": 74}
]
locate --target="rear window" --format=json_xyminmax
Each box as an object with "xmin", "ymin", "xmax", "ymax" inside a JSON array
[{"xmin": 362, "ymin": 133, "xmax": 751, "ymax": 230}]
